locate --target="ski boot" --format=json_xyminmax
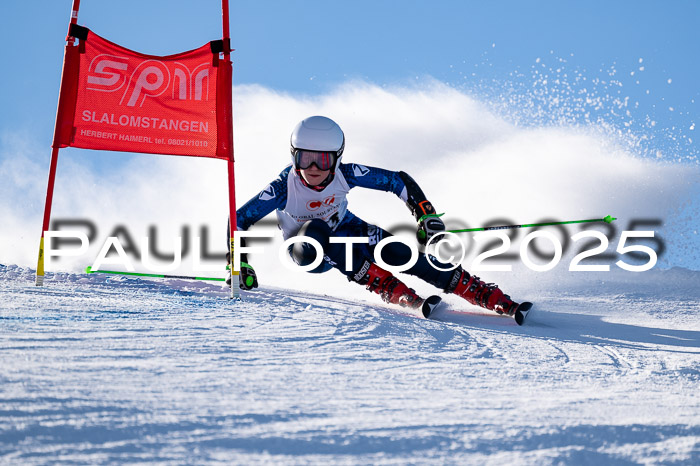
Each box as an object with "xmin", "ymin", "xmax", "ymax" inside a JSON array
[
  {"xmin": 352, "ymin": 261, "xmax": 444, "ymax": 318},
  {"xmin": 446, "ymin": 267, "xmax": 532, "ymax": 324},
  {"xmin": 353, "ymin": 261, "xmax": 424, "ymax": 309}
]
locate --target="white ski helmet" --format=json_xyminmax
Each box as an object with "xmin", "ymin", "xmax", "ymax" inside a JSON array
[{"xmin": 290, "ymin": 116, "xmax": 345, "ymax": 157}]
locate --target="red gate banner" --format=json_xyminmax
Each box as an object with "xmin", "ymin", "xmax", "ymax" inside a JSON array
[
  {"xmin": 53, "ymin": 26, "xmax": 232, "ymax": 160},
  {"xmin": 38, "ymin": 3, "xmax": 238, "ymax": 290}
]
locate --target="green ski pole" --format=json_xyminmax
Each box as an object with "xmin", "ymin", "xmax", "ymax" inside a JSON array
[
  {"xmin": 85, "ymin": 266, "xmax": 225, "ymax": 282},
  {"xmin": 445, "ymin": 215, "xmax": 617, "ymax": 234}
]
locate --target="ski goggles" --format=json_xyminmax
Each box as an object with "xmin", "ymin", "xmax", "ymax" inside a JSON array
[{"xmin": 294, "ymin": 150, "xmax": 337, "ymax": 170}]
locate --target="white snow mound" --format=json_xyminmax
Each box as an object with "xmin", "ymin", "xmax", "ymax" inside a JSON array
[{"xmin": 1, "ymin": 264, "xmax": 699, "ymax": 464}]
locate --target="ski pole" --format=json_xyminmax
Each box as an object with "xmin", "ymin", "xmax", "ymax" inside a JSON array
[
  {"xmin": 85, "ymin": 266, "xmax": 225, "ymax": 282},
  {"xmin": 446, "ymin": 215, "xmax": 617, "ymax": 234}
]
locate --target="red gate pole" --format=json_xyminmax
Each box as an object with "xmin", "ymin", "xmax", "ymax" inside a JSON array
[
  {"xmin": 36, "ymin": 0, "xmax": 82, "ymax": 286},
  {"xmin": 222, "ymin": 0, "xmax": 239, "ymax": 299}
]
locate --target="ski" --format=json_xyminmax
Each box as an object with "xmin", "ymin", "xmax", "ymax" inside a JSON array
[
  {"xmin": 422, "ymin": 296, "xmax": 533, "ymax": 325},
  {"xmin": 514, "ymin": 302, "xmax": 533, "ymax": 326},
  {"xmin": 422, "ymin": 295, "xmax": 443, "ymax": 318}
]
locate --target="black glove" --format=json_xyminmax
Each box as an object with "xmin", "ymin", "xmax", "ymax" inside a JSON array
[
  {"xmin": 396, "ymin": 172, "xmax": 446, "ymax": 246},
  {"xmin": 239, "ymin": 262, "xmax": 258, "ymax": 290},
  {"xmin": 417, "ymin": 214, "xmax": 446, "ymax": 245}
]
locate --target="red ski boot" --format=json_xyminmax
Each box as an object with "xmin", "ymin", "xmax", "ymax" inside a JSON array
[
  {"xmin": 353, "ymin": 262, "xmax": 424, "ymax": 309},
  {"xmin": 446, "ymin": 267, "xmax": 519, "ymax": 316}
]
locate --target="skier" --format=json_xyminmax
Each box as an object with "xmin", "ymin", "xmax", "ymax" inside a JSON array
[{"xmin": 229, "ymin": 116, "xmax": 531, "ymax": 322}]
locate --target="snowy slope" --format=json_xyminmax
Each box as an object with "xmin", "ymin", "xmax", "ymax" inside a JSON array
[{"xmin": 1, "ymin": 264, "xmax": 698, "ymax": 464}]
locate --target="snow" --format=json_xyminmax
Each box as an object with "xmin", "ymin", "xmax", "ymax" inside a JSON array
[{"xmin": 1, "ymin": 264, "xmax": 698, "ymax": 464}]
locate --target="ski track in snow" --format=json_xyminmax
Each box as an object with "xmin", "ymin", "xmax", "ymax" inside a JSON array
[{"xmin": 1, "ymin": 264, "xmax": 699, "ymax": 464}]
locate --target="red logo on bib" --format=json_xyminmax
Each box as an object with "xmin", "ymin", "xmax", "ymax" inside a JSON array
[{"xmin": 307, "ymin": 195, "xmax": 336, "ymax": 211}]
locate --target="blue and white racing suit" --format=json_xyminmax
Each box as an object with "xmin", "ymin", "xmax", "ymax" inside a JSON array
[{"xmin": 236, "ymin": 163, "xmax": 453, "ymax": 289}]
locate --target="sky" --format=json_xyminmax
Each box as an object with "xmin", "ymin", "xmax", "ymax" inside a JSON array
[
  {"xmin": 0, "ymin": 0, "xmax": 698, "ymax": 277},
  {"xmin": 1, "ymin": 0, "xmax": 697, "ymax": 148}
]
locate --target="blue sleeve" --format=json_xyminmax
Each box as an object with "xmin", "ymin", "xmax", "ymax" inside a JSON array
[
  {"xmin": 235, "ymin": 166, "xmax": 291, "ymax": 230},
  {"xmin": 339, "ymin": 163, "xmax": 406, "ymax": 199}
]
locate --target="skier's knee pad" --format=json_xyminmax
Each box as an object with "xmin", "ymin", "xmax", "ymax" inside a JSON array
[{"xmin": 289, "ymin": 220, "xmax": 333, "ymax": 273}]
